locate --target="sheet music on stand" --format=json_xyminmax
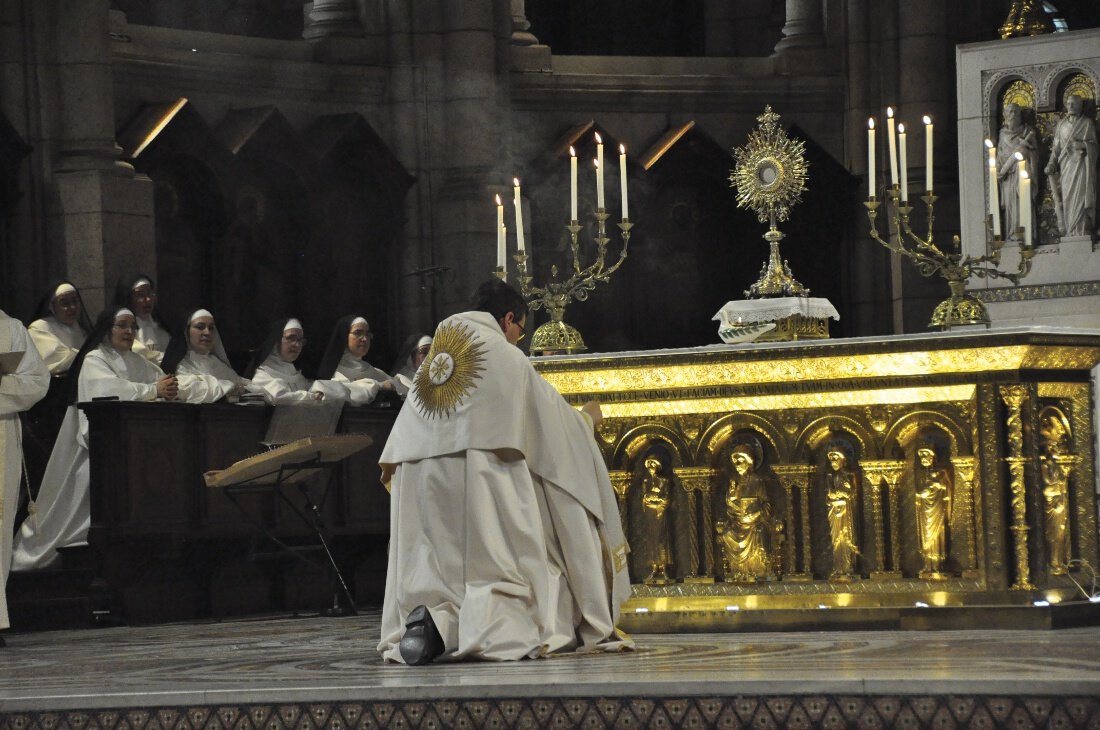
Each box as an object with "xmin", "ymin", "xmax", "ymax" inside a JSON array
[{"xmin": 263, "ymin": 399, "xmax": 343, "ymax": 447}]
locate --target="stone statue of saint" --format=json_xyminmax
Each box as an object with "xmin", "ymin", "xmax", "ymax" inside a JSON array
[
  {"xmin": 996, "ymin": 102, "xmax": 1040, "ymax": 241},
  {"xmin": 1045, "ymin": 94, "xmax": 1098, "ymax": 237},
  {"xmin": 825, "ymin": 447, "xmax": 860, "ymax": 581},
  {"xmin": 716, "ymin": 443, "xmax": 775, "ymax": 582},
  {"xmin": 914, "ymin": 445, "xmax": 953, "ymax": 578},
  {"xmin": 637, "ymin": 456, "xmax": 673, "ymax": 584},
  {"xmin": 1039, "ymin": 411, "xmax": 1072, "ymax": 575}
]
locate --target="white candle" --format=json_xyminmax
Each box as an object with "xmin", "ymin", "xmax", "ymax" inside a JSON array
[
  {"xmin": 619, "ymin": 144, "xmax": 629, "ymax": 220},
  {"xmin": 987, "ymin": 152, "xmax": 1001, "ymax": 237},
  {"xmin": 594, "ymin": 159, "xmax": 604, "ymax": 209},
  {"xmin": 867, "ymin": 118, "xmax": 876, "ymax": 199},
  {"xmin": 887, "ymin": 107, "xmax": 898, "ymax": 187},
  {"xmin": 595, "ymin": 132, "xmax": 605, "ymax": 209},
  {"xmin": 513, "ymin": 177, "xmax": 525, "ymax": 253},
  {"xmin": 923, "ymin": 115, "xmax": 933, "ymax": 192},
  {"xmin": 569, "ymin": 146, "xmax": 578, "ymax": 221},
  {"xmin": 1014, "ymin": 150, "xmax": 1025, "ymax": 178},
  {"xmin": 898, "ymin": 122, "xmax": 908, "ymax": 202},
  {"xmin": 501, "ymin": 224, "xmax": 508, "ymax": 274},
  {"xmin": 1019, "ymin": 169, "xmax": 1031, "ymax": 247},
  {"xmin": 495, "ymin": 194, "xmax": 505, "ymax": 269}
]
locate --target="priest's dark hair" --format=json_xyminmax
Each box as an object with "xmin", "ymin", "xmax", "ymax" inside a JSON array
[
  {"xmin": 31, "ymin": 279, "xmax": 93, "ymax": 333},
  {"xmin": 243, "ymin": 318, "xmax": 295, "ymax": 380},
  {"xmin": 64, "ymin": 304, "xmax": 132, "ymax": 404},
  {"xmin": 316, "ymin": 314, "xmax": 364, "ymax": 380},
  {"xmin": 469, "ymin": 279, "xmax": 526, "ymax": 323}
]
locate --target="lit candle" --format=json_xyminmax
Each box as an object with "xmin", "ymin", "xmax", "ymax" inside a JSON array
[
  {"xmin": 501, "ymin": 224, "xmax": 508, "ymax": 274},
  {"xmin": 594, "ymin": 159, "xmax": 604, "ymax": 209},
  {"xmin": 569, "ymin": 146, "xmax": 578, "ymax": 221},
  {"xmin": 887, "ymin": 107, "xmax": 898, "ymax": 187},
  {"xmin": 595, "ymin": 132, "xmax": 605, "ymax": 209},
  {"xmin": 986, "ymin": 140, "xmax": 1001, "ymax": 237},
  {"xmin": 619, "ymin": 144, "xmax": 629, "ymax": 220},
  {"xmin": 867, "ymin": 118, "xmax": 876, "ymax": 199},
  {"xmin": 1014, "ymin": 150, "xmax": 1025, "ymax": 178},
  {"xmin": 898, "ymin": 122, "xmax": 908, "ymax": 202},
  {"xmin": 513, "ymin": 177, "xmax": 525, "ymax": 253},
  {"xmin": 495, "ymin": 194, "xmax": 505, "ymax": 269},
  {"xmin": 922, "ymin": 115, "xmax": 933, "ymax": 193},
  {"xmin": 1019, "ymin": 169, "xmax": 1031, "ymax": 247}
]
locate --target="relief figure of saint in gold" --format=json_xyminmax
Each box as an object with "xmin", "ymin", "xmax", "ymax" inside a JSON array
[
  {"xmin": 716, "ymin": 444, "xmax": 775, "ymax": 582},
  {"xmin": 1039, "ymin": 409, "xmax": 1072, "ymax": 575},
  {"xmin": 914, "ymin": 444, "xmax": 953, "ymax": 579},
  {"xmin": 825, "ymin": 447, "xmax": 860, "ymax": 581},
  {"xmin": 637, "ymin": 456, "xmax": 674, "ymax": 584}
]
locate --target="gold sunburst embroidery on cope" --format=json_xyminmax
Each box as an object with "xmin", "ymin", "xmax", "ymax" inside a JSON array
[{"xmin": 413, "ymin": 321, "xmax": 487, "ymax": 419}]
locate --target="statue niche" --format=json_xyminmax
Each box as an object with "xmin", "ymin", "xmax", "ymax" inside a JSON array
[
  {"xmin": 716, "ymin": 440, "xmax": 783, "ymax": 582},
  {"xmin": 634, "ymin": 454, "xmax": 675, "ymax": 584},
  {"xmin": 1038, "ymin": 406, "xmax": 1073, "ymax": 576},
  {"xmin": 823, "ymin": 443, "xmax": 861, "ymax": 582},
  {"xmin": 914, "ymin": 441, "xmax": 954, "ymax": 579}
]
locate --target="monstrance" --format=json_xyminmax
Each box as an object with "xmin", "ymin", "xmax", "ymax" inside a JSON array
[{"xmin": 724, "ymin": 106, "xmax": 836, "ymax": 341}]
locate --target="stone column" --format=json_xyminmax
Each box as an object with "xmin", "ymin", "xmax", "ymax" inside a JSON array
[
  {"xmin": 510, "ymin": 0, "xmax": 550, "ymax": 72},
  {"xmin": 303, "ymin": 0, "xmax": 363, "ymax": 39},
  {"xmin": 53, "ymin": 0, "xmax": 154, "ymax": 313},
  {"xmin": 775, "ymin": 0, "xmax": 824, "ymax": 51}
]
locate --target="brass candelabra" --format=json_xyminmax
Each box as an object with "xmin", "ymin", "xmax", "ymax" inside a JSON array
[
  {"xmin": 865, "ymin": 185, "xmax": 1034, "ymax": 329},
  {"xmin": 495, "ymin": 209, "xmax": 631, "ymax": 354}
]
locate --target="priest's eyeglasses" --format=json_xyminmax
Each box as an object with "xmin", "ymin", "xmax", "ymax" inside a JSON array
[{"xmin": 516, "ymin": 321, "xmax": 526, "ymax": 343}]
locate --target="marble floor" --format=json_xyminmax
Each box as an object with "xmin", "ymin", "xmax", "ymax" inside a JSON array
[{"xmin": 1, "ymin": 610, "xmax": 1099, "ymax": 728}]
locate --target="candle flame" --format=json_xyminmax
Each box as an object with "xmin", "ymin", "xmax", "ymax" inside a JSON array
[
  {"xmin": 923, "ymin": 115, "xmax": 932, "ymax": 125},
  {"xmin": 887, "ymin": 107, "xmax": 894, "ymax": 118},
  {"xmin": 1021, "ymin": 170, "xmax": 1029, "ymax": 180},
  {"xmin": 984, "ymin": 138, "xmax": 994, "ymax": 148},
  {"xmin": 897, "ymin": 123, "xmax": 905, "ymax": 134},
  {"xmin": 619, "ymin": 144, "xmax": 625, "ymax": 154},
  {"xmin": 1014, "ymin": 151, "xmax": 1024, "ymax": 161},
  {"xmin": 593, "ymin": 159, "xmax": 599, "ymax": 169},
  {"xmin": 868, "ymin": 118, "xmax": 875, "ymax": 130},
  {"xmin": 569, "ymin": 145, "xmax": 576, "ymax": 157},
  {"xmin": 513, "ymin": 177, "xmax": 520, "ymax": 187},
  {"xmin": 594, "ymin": 132, "xmax": 602, "ymax": 144},
  {"xmin": 495, "ymin": 194, "xmax": 501, "ymax": 205}
]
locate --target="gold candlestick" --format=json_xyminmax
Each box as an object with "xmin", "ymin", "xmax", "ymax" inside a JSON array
[
  {"xmin": 506, "ymin": 211, "xmax": 632, "ymax": 354},
  {"xmin": 865, "ymin": 186, "xmax": 1034, "ymax": 329}
]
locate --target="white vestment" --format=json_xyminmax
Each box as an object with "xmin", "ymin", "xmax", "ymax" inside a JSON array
[
  {"xmin": 28, "ymin": 316, "xmax": 86, "ymax": 375},
  {"xmin": 133, "ymin": 315, "xmax": 171, "ymax": 365},
  {"xmin": 175, "ymin": 350, "xmax": 244, "ymax": 403},
  {"xmin": 333, "ymin": 351, "xmax": 407, "ymax": 404},
  {"xmin": 252, "ymin": 353, "xmax": 348, "ymax": 405},
  {"xmin": 0, "ymin": 312, "xmax": 50, "ymax": 628},
  {"xmin": 377, "ymin": 310, "xmax": 632, "ymax": 662},
  {"xmin": 12, "ymin": 345, "xmax": 208, "ymax": 571}
]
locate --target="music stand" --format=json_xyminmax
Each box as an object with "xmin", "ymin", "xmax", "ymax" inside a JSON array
[{"xmin": 204, "ymin": 401, "xmax": 371, "ymax": 617}]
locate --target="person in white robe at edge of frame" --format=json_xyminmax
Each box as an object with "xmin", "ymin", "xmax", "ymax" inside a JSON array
[
  {"xmin": 316, "ymin": 315, "xmax": 406, "ymax": 405},
  {"xmin": 391, "ymin": 333, "xmax": 432, "ymax": 392},
  {"xmin": 377, "ymin": 278, "xmax": 633, "ymax": 665},
  {"xmin": 243, "ymin": 318, "xmax": 348, "ymax": 405},
  {"xmin": 27, "ymin": 281, "xmax": 93, "ymax": 376},
  {"xmin": 0, "ymin": 309, "xmax": 50, "ymax": 646},
  {"xmin": 114, "ymin": 274, "xmax": 172, "ymax": 365},
  {"xmin": 161, "ymin": 308, "xmax": 252, "ymax": 402},
  {"xmin": 10, "ymin": 305, "xmax": 214, "ymax": 572}
]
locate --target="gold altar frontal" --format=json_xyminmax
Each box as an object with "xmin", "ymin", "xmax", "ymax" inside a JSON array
[{"xmin": 532, "ymin": 328, "xmax": 1100, "ymax": 632}]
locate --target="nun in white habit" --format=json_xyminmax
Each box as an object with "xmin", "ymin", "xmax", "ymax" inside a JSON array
[
  {"xmin": 11, "ymin": 306, "xmax": 210, "ymax": 572},
  {"xmin": 161, "ymin": 308, "xmax": 248, "ymax": 402},
  {"xmin": 316, "ymin": 315, "xmax": 406, "ymax": 405},
  {"xmin": 244, "ymin": 318, "xmax": 348, "ymax": 405},
  {"xmin": 27, "ymin": 281, "xmax": 92, "ymax": 375},
  {"xmin": 114, "ymin": 275, "xmax": 172, "ymax": 365},
  {"xmin": 391, "ymin": 333, "xmax": 432, "ymax": 392}
]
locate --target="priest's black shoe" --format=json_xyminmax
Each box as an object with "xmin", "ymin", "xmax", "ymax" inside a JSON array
[{"xmin": 399, "ymin": 605, "xmax": 444, "ymax": 665}]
